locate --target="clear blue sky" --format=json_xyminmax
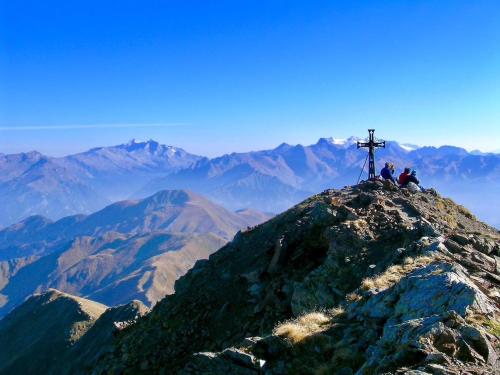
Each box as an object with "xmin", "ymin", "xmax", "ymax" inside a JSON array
[{"xmin": 1, "ymin": 0, "xmax": 499, "ymax": 156}]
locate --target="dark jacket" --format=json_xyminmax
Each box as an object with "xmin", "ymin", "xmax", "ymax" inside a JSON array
[
  {"xmin": 407, "ymin": 174, "xmax": 420, "ymax": 185},
  {"xmin": 380, "ymin": 167, "xmax": 395, "ymax": 183}
]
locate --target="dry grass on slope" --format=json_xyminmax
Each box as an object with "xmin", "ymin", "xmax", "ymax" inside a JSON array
[
  {"xmin": 273, "ymin": 254, "xmax": 442, "ymax": 346},
  {"xmin": 273, "ymin": 307, "xmax": 345, "ymax": 344},
  {"xmin": 267, "ymin": 254, "xmax": 451, "ymax": 374},
  {"xmin": 466, "ymin": 311, "xmax": 500, "ymax": 338},
  {"xmin": 360, "ymin": 254, "xmax": 438, "ymax": 292}
]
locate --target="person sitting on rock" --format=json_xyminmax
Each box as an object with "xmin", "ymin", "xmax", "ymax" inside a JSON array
[
  {"xmin": 406, "ymin": 170, "xmax": 424, "ymax": 192},
  {"xmin": 380, "ymin": 162, "xmax": 396, "ymax": 184},
  {"xmin": 398, "ymin": 167, "xmax": 411, "ymax": 186}
]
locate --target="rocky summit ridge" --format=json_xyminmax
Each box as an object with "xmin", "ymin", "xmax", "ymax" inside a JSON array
[{"xmin": 91, "ymin": 180, "xmax": 499, "ymax": 375}]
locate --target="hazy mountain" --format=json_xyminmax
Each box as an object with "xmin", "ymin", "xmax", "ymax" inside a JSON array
[
  {"xmin": 65, "ymin": 139, "xmax": 202, "ymax": 201},
  {"xmin": 0, "ymin": 151, "xmax": 45, "ymax": 182},
  {"xmin": 0, "ymin": 140, "xmax": 202, "ymax": 227},
  {"xmin": 1, "ymin": 137, "xmax": 498, "ymax": 228},
  {"xmin": 0, "ymin": 189, "xmax": 256, "ymax": 247},
  {"xmin": 137, "ymin": 138, "xmax": 500, "ymax": 225},
  {"xmin": 134, "ymin": 137, "xmax": 369, "ymax": 212},
  {"xmin": 0, "ymin": 190, "xmax": 269, "ymax": 317},
  {"xmin": 0, "ymin": 289, "xmax": 148, "ymax": 375}
]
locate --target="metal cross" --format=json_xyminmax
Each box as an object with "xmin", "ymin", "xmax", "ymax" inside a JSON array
[{"xmin": 357, "ymin": 129, "xmax": 385, "ymax": 180}]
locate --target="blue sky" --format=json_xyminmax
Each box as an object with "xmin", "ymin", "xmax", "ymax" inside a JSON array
[{"xmin": 1, "ymin": 0, "xmax": 499, "ymax": 156}]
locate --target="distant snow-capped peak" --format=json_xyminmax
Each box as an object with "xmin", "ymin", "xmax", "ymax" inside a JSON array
[
  {"xmin": 398, "ymin": 143, "xmax": 420, "ymax": 152},
  {"xmin": 330, "ymin": 138, "xmax": 349, "ymax": 145},
  {"xmin": 121, "ymin": 139, "xmax": 179, "ymax": 154},
  {"xmin": 317, "ymin": 136, "xmax": 424, "ymax": 152},
  {"xmin": 318, "ymin": 136, "xmax": 360, "ymax": 147},
  {"xmin": 125, "ymin": 138, "xmax": 158, "ymax": 148}
]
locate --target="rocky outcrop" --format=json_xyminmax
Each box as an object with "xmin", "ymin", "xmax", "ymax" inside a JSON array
[
  {"xmin": 63, "ymin": 299, "xmax": 148, "ymax": 374},
  {"xmin": 0, "ymin": 289, "xmax": 148, "ymax": 375},
  {"xmin": 180, "ymin": 348, "xmax": 263, "ymax": 375},
  {"xmin": 179, "ymin": 240, "xmax": 499, "ymax": 374},
  {"xmin": 94, "ymin": 181, "xmax": 499, "ymax": 374}
]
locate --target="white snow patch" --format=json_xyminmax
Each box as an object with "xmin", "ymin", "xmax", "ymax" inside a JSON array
[
  {"xmin": 325, "ymin": 136, "xmax": 359, "ymax": 147},
  {"xmin": 331, "ymin": 138, "xmax": 347, "ymax": 145},
  {"xmin": 126, "ymin": 138, "xmax": 146, "ymax": 146},
  {"xmin": 400, "ymin": 143, "xmax": 419, "ymax": 152}
]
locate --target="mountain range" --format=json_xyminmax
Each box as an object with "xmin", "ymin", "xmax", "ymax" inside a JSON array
[
  {"xmin": 0, "ymin": 140, "xmax": 202, "ymax": 226},
  {"xmin": 0, "ymin": 189, "xmax": 268, "ymax": 318},
  {"xmin": 0, "ymin": 137, "xmax": 498, "ymax": 228}
]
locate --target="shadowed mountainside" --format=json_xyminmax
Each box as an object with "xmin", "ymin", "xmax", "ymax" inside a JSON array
[{"xmin": 0, "ymin": 289, "xmax": 148, "ymax": 375}]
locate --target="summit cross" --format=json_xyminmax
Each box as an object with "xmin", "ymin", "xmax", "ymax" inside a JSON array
[{"xmin": 357, "ymin": 129, "xmax": 386, "ymax": 180}]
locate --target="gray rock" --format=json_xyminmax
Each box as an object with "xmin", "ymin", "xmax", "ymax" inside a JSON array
[
  {"xmin": 417, "ymin": 218, "xmax": 441, "ymax": 237},
  {"xmin": 450, "ymin": 233, "xmax": 470, "ymax": 246},
  {"xmin": 423, "ymin": 364, "xmax": 457, "ymax": 375},
  {"xmin": 361, "ymin": 263, "xmax": 495, "ymax": 321},
  {"xmin": 460, "ymin": 325, "xmax": 498, "ymax": 366},
  {"xmin": 180, "ymin": 351, "xmax": 259, "ymax": 374},
  {"xmin": 471, "ymin": 236, "xmax": 499, "ymax": 255},
  {"xmin": 221, "ymin": 348, "xmax": 259, "ymax": 369},
  {"xmin": 252, "ymin": 335, "xmax": 290, "ymax": 359},
  {"xmin": 443, "ymin": 239, "xmax": 463, "ymax": 254},
  {"xmin": 290, "ymin": 252, "xmax": 344, "ymax": 315},
  {"xmin": 240, "ymin": 337, "xmax": 263, "ymax": 349},
  {"xmin": 495, "ymin": 256, "xmax": 500, "ymax": 274}
]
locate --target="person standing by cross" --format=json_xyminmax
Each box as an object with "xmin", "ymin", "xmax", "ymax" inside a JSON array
[{"xmin": 357, "ymin": 129, "xmax": 386, "ymax": 180}]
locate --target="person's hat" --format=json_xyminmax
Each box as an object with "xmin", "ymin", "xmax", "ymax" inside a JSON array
[{"xmin": 404, "ymin": 167, "xmax": 411, "ymax": 173}]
